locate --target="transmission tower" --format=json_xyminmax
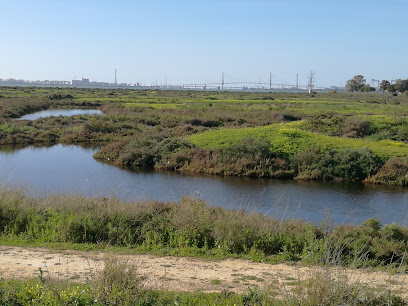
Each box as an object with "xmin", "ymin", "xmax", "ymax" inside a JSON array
[
  {"xmin": 221, "ymin": 72, "xmax": 224, "ymax": 90},
  {"xmin": 307, "ymin": 70, "xmax": 316, "ymax": 93}
]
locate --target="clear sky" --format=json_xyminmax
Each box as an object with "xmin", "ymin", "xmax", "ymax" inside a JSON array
[{"xmin": 1, "ymin": 0, "xmax": 407, "ymax": 87}]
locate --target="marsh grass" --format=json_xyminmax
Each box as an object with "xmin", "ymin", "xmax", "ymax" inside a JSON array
[{"xmin": 1, "ymin": 186, "xmax": 408, "ymax": 271}]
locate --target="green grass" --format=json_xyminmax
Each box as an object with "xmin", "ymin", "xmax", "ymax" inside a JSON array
[
  {"xmin": 123, "ymin": 102, "xmax": 179, "ymax": 109},
  {"xmin": 187, "ymin": 121, "xmax": 408, "ymax": 159}
]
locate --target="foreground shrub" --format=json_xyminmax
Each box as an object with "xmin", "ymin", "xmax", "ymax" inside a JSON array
[
  {"xmin": 92, "ymin": 256, "xmax": 145, "ymax": 305},
  {"xmin": 1, "ymin": 188, "xmax": 408, "ymax": 268},
  {"xmin": 285, "ymin": 271, "xmax": 407, "ymax": 305},
  {"xmin": 0, "ymin": 268, "xmax": 406, "ymax": 305}
]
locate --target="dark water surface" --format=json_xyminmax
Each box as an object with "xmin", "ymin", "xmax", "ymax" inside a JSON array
[
  {"xmin": 1, "ymin": 144, "xmax": 407, "ymax": 225},
  {"xmin": 17, "ymin": 109, "xmax": 102, "ymax": 120}
]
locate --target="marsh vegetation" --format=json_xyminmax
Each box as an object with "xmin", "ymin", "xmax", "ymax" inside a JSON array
[
  {"xmin": 2, "ymin": 86, "xmax": 408, "ymax": 303},
  {"xmin": 1, "ymin": 187, "xmax": 408, "ymax": 269},
  {"xmin": 1, "ymin": 86, "xmax": 408, "ymax": 185},
  {"xmin": 1, "ymin": 188, "xmax": 408, "ymax": 304}
]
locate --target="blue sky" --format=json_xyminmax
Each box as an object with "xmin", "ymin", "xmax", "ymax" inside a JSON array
[{"xmin": 1, "ymin": 0, "xmax": 407, "ymax": 87}]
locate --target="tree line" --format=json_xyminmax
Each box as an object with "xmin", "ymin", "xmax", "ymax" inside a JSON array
[
  {"xmin": 346, "ymin": 75, "xmax": 408, "ymax": 93},
  {"xmin": 379, "ymin": 79, "xmax": 408, "ymax": 93}
]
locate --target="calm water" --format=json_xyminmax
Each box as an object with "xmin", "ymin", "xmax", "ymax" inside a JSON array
[
  {"xmin": 1, "ymin": 144, "xmax": 408, "ymax": 225},
  {"xmin": 17, "ymin": 109, "xmax": 102, "ymax": 120}
]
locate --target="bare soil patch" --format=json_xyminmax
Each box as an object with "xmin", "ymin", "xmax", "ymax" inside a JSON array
[{"xmin": 1, "ymin": 245, "xmax": 407, "ymax": 296}]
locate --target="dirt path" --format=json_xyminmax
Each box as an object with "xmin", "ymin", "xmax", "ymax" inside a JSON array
[{"xmin": 1, "ymin": 245, "xmax": 407, "ymax": 296}]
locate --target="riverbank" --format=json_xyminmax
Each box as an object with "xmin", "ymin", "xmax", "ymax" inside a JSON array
[{"xmin": 1, "ymin": 187, "xmax": 408, "ymax": 270}]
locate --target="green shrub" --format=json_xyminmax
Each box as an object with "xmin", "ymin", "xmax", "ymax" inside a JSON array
[
  {"xmin": 92, "ymin": 256, "xmax": 145, "ymax": 305},
  {"xmin": 367, "ymin": 157, "xmax": 408, "ymax": 186},
  {"xmin": 295, "ymin": 148, "xmax": 379, "ymax": 181},
  {"xmin": 2, "ymin": 187, "xmax": 408, "ymax": 268}
]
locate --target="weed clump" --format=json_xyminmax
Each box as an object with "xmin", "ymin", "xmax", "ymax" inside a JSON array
[{"xmin": 92, "ymin": 256, "xmax": 145, "ymax": 305}]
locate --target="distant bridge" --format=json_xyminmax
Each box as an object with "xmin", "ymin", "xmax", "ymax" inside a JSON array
[{"xmin": 180, "ymin": 81, "xmax": 300, "ymax": 90}]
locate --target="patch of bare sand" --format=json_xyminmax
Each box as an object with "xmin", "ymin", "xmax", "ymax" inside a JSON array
[{"xmin": 0, "ymin": 245, "xmax": 407, "ymax": 297}]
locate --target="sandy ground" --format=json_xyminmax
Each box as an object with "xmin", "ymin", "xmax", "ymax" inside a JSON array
[{"xmin": 1, "ymin": 245, "xmax": 407, "ymax": 296}]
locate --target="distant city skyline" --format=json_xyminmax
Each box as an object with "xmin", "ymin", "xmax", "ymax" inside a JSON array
[
  {"xmin": 1, "ymin": 0, "xmax": 407, "ymax": 88},
  {"xmin": 0, "ymin": 72, "xmax": 328, "ymax": 89},
  {"xmin": 0, "ymin": 74, "xmax": 323, "ymax": 91}
]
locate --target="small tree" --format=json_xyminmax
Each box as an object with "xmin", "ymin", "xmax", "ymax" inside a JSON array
[
  {"xmin": 359, "ymin": 85, "xmax": 376, "ymax": 92},
  {"xmin": 387, "ymin": 84, "xmax": 397, "ymax": 93},
  {"xmin": 395, "ymin": 79, "xmax": 408, "ymax": 93},
  {"xmin": 345, "ymin": 75, "xmax": 366, "ymax": 92},
  {"xmin": 379, "ymin": 80, "xmax": 390, "ymax": 93}
]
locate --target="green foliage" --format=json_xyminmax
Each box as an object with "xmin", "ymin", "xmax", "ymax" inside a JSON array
[
  {"xmin": 159, "ymin": 137, "xmax": 294, "ymax": 177},
  {"xmin": 345, "ymin": 75, "xmax": 366, "ymax": 92},
  {"xmin": 2, "ymin": 188, "xmax": 408, "ymax": 269},
  {"xmin": 359, "ymin": 85, "xmax": 376, "ymax": 92},
  {"xmin": 48, "ymin": 93, "xmax": 73, "ymax": 100},
  {"xmin": 2, "ymin": 87, "xmax": 408, "ymax": 183},
  {"xmin": 380, "ymin": 80, "xmax": 390, "ymax": 93},
  {"xmin": 123, "ymin": 102, "xmax": 178, "ymax": 109},
  {"xmin": 92, "ymin": 256, "xmax": 144, "ymax": 305},
  {"xmin": 366, "ymin": 157, "xmax": 408, "ymax": 186},
  {"xmin": 0, "ymin": 279, "xmax": 94, "ymax": 305},
  {"xmin": 339, "ymin": 116, "xmax": 371, "ymax": 138},
  {"xmin": 188, "ymin": 121, "xmax": 408, "ymax": 161},
  {"xmin": 295, "ymin": 148, "xmax": 380, "ymax": 181}
]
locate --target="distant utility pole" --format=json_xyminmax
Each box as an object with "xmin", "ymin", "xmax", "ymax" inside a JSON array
[
  {"xmin": 115, "ymin": 69, "xmax": 117, "ymax": 85},
  {"xmin": 221, "ymin": 72, "xmax": 224, "ymax": 90},
  {"xmin": 269, "ymin": 72, "xmax": 272, "ymax": 89},
  {"xmin": 307, "ymin": 70, "xmax": 316, "ymax": 94},
  {"xmin": 296, "ymin": 73, "xmax": 299, "ymax": 89}
]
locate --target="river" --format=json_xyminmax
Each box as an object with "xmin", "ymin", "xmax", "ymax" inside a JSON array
[{"xmin": 1, "ymin": 144, "xmax": 408, "ymax": 226}]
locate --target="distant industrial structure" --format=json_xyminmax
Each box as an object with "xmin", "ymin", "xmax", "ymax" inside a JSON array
[
  {"xmin": 71, "ymin": 77, "xmax": 89, "ymax": 86},
  {"xmin": 0, "ymin": 72, "xmax": 345, "ymax": 93},
  {"xmin": 307, "ymin": 71, "xmax": 316, "ymax": 93},
  {"xmin": 0, "ymin": 77, "xmax": 129, "ymax": 88}
]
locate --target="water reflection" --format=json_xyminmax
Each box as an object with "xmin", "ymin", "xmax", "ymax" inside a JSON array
[
  {"xmin": 17, "ymin": 109, "xmax": 102, "ymax": 120},
  {"xmin": 0, "ymin": 144, "xmax": 407, "ymax": 225}
]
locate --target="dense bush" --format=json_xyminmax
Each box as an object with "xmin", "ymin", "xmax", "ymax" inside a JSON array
[
  {"xmin": 339, "ymin": 117, "xmax": 372, "ymax": 138},
  {"xmin": 157, "ymin": 137, "xmax": 295, "ymax": 177},
  {"xmin": 295, "ymin": 148, "xmax": 380, "ymax": 181},
  {"xmin": 366, "ymin": 157, "xmax": 408, "ymax": 186},
  {"xmin": 1, "ymin": 188, "xmax": 408, "ymax": 268}
]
